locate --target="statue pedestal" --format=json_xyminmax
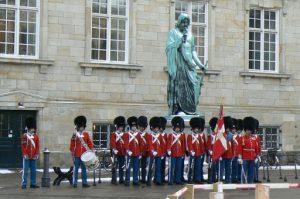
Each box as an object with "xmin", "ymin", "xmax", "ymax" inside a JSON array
[{"xmin": 166, "ymin": 112, "xmax": 205, "ymax": 122}]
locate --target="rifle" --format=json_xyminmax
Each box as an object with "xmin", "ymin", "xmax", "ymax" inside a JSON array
[{"xmin": 111, "ymin": 153, "xmax": 117, "ymax": 184}]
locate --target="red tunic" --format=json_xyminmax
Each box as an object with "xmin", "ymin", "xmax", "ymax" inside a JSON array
[
  {"xmin": 69, "ymin": 131, "xmax": 94, "ymax": 158},
  {"xmin": 239, "ymin": 134, "xmax": 258, "ymax": 160},
  {"xmin": 21, "ymin": 133, "xmax": 40, "ymax": 159},
  {"xmin": 147, "ymin": 133, "xmax": 163, "ymax": 157},
  {"xmin": 110, "ymin": 131, "xmax": 126, "ymax": 156},
  {"xmin": 161, "ymin": 132, "xmax": 168, "ymax": 155},
  {"xmin": 187, "ymin": 133, "xmax": 206, "ymax": 156},
  {"xmin": 253, "ymin": 134, "xmax": 262, "ymax": 155},
  {"xmin": 222, "ymin": 137, "xmax": 234, "ymax": 159},
  {"xmin": 124, "ymin": 131, "xmax": 142, "ymax": 157},
  {"xmin": 167, "ymin": 132, "xmax": 186, "ymax": 157},
  {"xmin": 232, "ymin": 134, "xmax": 242, "ymax": 157},
  {"xmin": 139, "ymin": 131, "xmax": 148, "ymax": 156}
]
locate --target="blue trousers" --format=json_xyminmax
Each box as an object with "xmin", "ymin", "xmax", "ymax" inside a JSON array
[
  {"xmin": 232, "ymin": 157, "xmax": 238, "ymax": 182},
  {"xmin": 188, "ymin": 155, "xmax": 204, "ymax": 182},
  {"xmin": 207, "ymin": 159, "xmax": 216, "ymax": 183},
  {"xmin": 216, "ymin": 158, "xmax": 232, "ymax": 183},
  {"xmin": 126, "ymin": 156, "xmax": 139, "ymax": 183},
  {"xmin": 254, "ymin": 161, "xmax": 260, "ymax": 181},
  {"xmin": 73, "ymin": 157, "xmax": 88, "ymax": 185},
  {"xmin": 141, "ymin": 156, "xmax": 147, "ymax": 182},
  {"xmin": 169, "ymin": 157, "xmax": 182, "ymax": 183},
  {"xmin": 161, "ymin": 155, "xmax": 166, "ymax": 182},
  {"xmin": 112, "ymin": 155, "xmax": 125, "ymax": 183},
  {"xmin": 22, "ymin": 158, "xmax": 37, "ymax": 186},
  {"xmin": 242, "ymin": 160, "xmax": 254, "ymax": 183},
  {"xmin": 147, "ymin": 157, "xmax": 162, "ymax": 183}
]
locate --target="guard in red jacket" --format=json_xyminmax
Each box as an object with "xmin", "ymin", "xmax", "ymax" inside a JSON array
[
  {"xmin": 110, "ymin": 116, "xmax": 126, "ymax": 185},
  {"xmin": 147, "ymin": 117, "xmax": 163, "ymax": 186},
  {"xmin": 159, "ymin": 116, "xmax": 168, "ymax": 183},
  {"xmin": 167, "ymin": 116, "xmax": 186, "ymax": 185},
  {"xmin": 124, "ymin": 116, "xmax": 141, "ymax": 186},
  {"xmin": 69, "ymin": 115, "xmax": 93, "ymax": 188},
  {"xmin": 219, "ymin": 116, "xmax": 234, "ymax": 184},
  {"xmin": 253, "ymin": 118, "xmax": 262, "ymax": 183},
  {"xmin": 207, "ymin": 117, "xmax": 218, "ymax": 183},
  {"xmin": 21, "ymin": 117, "xmax": 40, "ymax": 189},
  {"xmin": 187, "ymin": 117, "xmax": 206, "ymax": 183},
  {"xmin": 231, "ymin": 118, "xmax": 242, "ymax": 183},
  {"xmin": 239, "ymin": 117, "xmax": 258, "ymax": 183},
  {"xmin": 137, "ymin": 116, "xmax": 148, "ymax": 183}
]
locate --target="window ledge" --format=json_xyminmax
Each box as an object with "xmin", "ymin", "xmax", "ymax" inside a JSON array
[
  {"xmin": 0, "ymin": 57, "xmax": 54, "ymax": 74},
  {"xmin": 79, "ymin": 62, "xmax": 143, "ymax": 78},
  {"xmin": 239, "ymin": 71, "xmax": 292, "ymax": 85},
  {"xmin": 164, "ymin": 67, "xmax": 221, "ymax": 81}
]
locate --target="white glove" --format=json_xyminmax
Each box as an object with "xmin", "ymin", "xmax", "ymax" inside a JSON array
[
  {"xmin": 127, "ymin": 150, "xmax": 133, "ymax": 156},
  {"xmin": 113, "ymin": 149, "xmax": 118, "ymax": 155},
  {"xmin": 238, "ymin": 158, "xmax": 243, "ymax": 165},
  {"xmin": 24, "ymin": 155, "xmax": 29, "ymax": 160},
  {"xmin": 255, "ymin": 158, "xmax": 258, "ymax": 164},
  {"xmin": 258, "ymin": 156, "xmax": 261, "ymax": 162},
  {"xmin": 190, "ymin": 151, "xmax": 195, "ymax": 157},
  {"xmin": 219, "ymin": 157, "xmax": 223, "ymax": 161},
  {"xmin": 152, "ymin": 151, "xmax": 158, "ymax": 157},
  {"xmin": 167, "ymin": 150, "xmax": 171, "ymax": 156},
  {"xmin": 34, "ymin": 155, "xmax": 39, "ymax": 160},
  {"xmin": 139, "ymin": 155, "xmax": 142, "ymax": 159},
  {"xmin": 209, "ymin": 150, "xmax": 212, "ymax": 155}
]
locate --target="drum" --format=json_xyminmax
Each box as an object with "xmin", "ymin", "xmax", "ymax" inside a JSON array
[{"xmin": 81, "ymin": 151, "xmax": 100, "ymax": 170}]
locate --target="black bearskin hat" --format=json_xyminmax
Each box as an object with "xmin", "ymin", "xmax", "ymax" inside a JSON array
[
  {"xmin": 232, "ymin": 118, "xmax": 238, "ymax": 130},
  {"xmin": 114, "ymin": 116, "xmax": 126, "ymax": 128},
  {"xmin": 171, "ymin": 116, "xmax": 184, "ymax": 130},
  {"xmin": 243, "ymin": 117, "xmax": 256, "ymax": 133},
  {"xmin": 209, "ymin": 117, "xmax": 218, "ymax": 131},
  {"xmin": 150, "ymin": 117, "xmax": 161, "ymax": 129},
  {"xmin": 137, "ymin": 116, "xmax": 148, "ymax": 128},
  {"xmin": 25, "ymin": 117, "xmax": 36, "ymax": 129},
  {"xmin": 127, "ymin": 116, "xmax": 138, "ymax": 128},
  {"xmin": 190, "ymin": 117, "xmax": 205, "ymax": 131},
  {"xmin": 224, "ymin": 116, "xmax": 233, "ymax": 130},
  {"xmin": 160, "ymin": 117, "xmax": 167, "ymax": 130},
  {"xmin": 237, "ymin": 119, "xmax": 244, "ymax": 131},
  {"xmin": 74, "ymin": 115, "xmax": 87, "ymax": 128}
]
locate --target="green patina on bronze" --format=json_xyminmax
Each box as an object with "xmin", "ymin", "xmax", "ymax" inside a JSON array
[{"xmin": 166, "ymin": 13, "xmax": 207, "ymax": 116}]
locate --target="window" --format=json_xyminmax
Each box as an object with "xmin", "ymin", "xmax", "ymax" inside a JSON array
[
  {"xmin": 91, "ymin": 0, "xmax": 128, "ymax": 63},
  {"xmin": 175, "ymin": 0, "xmax": 208, "ymax": 64},
  {"xmin": 0, "ymin": 0, "xmax": 39, "ymax": 58},
  {"xmin": 249, "ymin": 9, "xmax": 279, "ymax": 72},
  {"xmin": 257, "ymin": 127, "xmax": 281, "ymax": 150},
  {"xmin": 92, "ymin": 123, "xmax": 114, "ymax": 149}
]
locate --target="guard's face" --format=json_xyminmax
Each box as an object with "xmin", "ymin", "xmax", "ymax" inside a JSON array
[
  {"xmin": 179, "ymin": 18, "xmax": 189, "ymax": 32},
  {"xmin": 174, "ymin": 127, "xmax": 180, "ymax": 133},
  {"xmin": 117, "ymin": 126, "xmax": 124, "ymax": 132},
  {"xmin": 79, "ymin": 126, "xmax": 85, "ymax": 132},
  {"xmin": 29, "ymin": 128, "xmax": 35, "ymax": 133},
  {"xmin": 139, "ymin": 126, "xmax": 145, "ymax": 131},
  {"xmin": 153, "ymin": 127, "xmax": 159, "ymax": 132},
  {"xmin": 131, "ymin": 125, "xmax": 137, "ymax": 131},
  {"xmin": 245, "ymin": 129, "xmax": 252, "ymax": 135},
  {"xmin": 193, "ymin": 128, "xmax": 199, "ymax": 133}
]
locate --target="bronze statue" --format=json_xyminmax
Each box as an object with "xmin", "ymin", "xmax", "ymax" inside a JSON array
[{"xmin": 166, "ymin": 13, "xmax": 207, "ymax": 115}]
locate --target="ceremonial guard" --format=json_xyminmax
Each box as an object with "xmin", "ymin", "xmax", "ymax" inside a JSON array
[
  {"xmin": 137, "ymin": 116, "xmax": 148, "ymax": 183},
  {"xmin": 231, "ymin": 118, "xmax": 241, "ymax": 183},
  {"xmin": 253, "ymin": 118, "xmax": 262, "ymax": 183},
  {"xmin": 147, "ymin": 117, "xmax": 163, "ymax": 186},
  {"xmin": 167, "ymin": 116, "xmax": 186, "ymax": 185},
  {"xmin": 21, "ymin": 117, "xmax": 40, "ymax": 189},
  {"xmin": 187, "ymin": 117, "xmax": 206, "ymax": 183},
  {"xmin": 70, "ymin": 115, "xmax": 94, "ymax": 188},
  {"xmin": 239, "ymin": 117, "xmax": 258, "ymax": 183},
  {"xmin": 110, "ymin": 116, "xmax": 126, "ymax": 185},
  {"xmin": 207, "ymin": 117, "xmax": 217, "ymax": 183},
  {"xmin": 220, "ymin": 116, "xmax": 234, "ymax": 184},
  {"xmin": 124, "ymin": 116, "xmax": 141, "ymax": 186},
  {"xmin": 160, "ymin": 117, "xmax": 168, "ymax": 183}
]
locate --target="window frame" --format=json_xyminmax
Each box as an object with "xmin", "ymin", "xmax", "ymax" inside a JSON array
[
  {"xmin": 257, "ymin": 126, "xmax": 281, "ymax": 151},
  {"xmin": 91, "ymin": 0, "xmax": 129, "ymax": 64},
  {"xmin": 175, "ymin": 0, "xmax": 208, "ymax": 65},
  {"xmin": 92, "ymin": 123, "xmax": 114, "ymax": 150},
  {"xmin": 248, "ymin": 8, "xmax": 279, "ymax": 73},
  {"xmin": 0, "ymin": 0, "xmax": 40, "ymax": 59}
]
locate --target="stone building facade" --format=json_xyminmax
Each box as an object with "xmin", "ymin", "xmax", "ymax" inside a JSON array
[{"xmin": 0, "ymin": 0, "xmax": 300, "ymax": 167}]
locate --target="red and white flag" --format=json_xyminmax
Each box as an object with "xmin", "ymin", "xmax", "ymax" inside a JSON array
[{"xmin": 212, "ymin": 104, "xmax": 227, "ymax": 161}]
